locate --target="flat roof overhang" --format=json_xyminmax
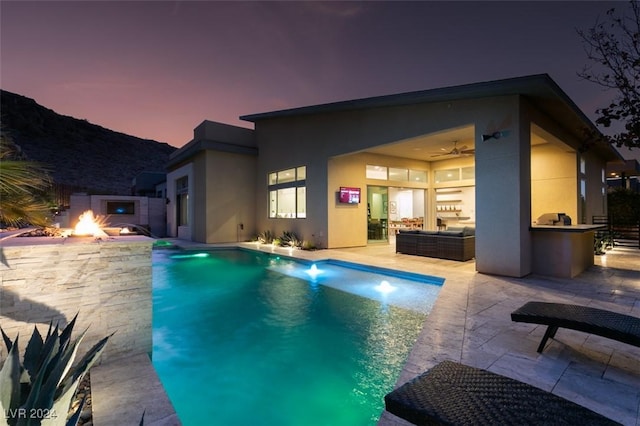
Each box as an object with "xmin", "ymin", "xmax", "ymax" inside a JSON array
[
  {"xmin": 167, "ymin": 139, "xmax": 258, "ymax": 169},
  {"xmin": 240, "ymin": 74, "xmax": 621, "ymax": 162}
]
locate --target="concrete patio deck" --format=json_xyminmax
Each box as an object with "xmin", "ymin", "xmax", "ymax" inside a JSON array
[
  {"xmin": 368, "ymin": 244, "xmax": 640, "ymax": 426},
  {"xmin": 99, "ymin": 240, "xmax": 639, "ymax": 425}
]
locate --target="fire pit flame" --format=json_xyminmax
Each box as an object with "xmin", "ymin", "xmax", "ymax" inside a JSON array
[{"xmin": 74, "ymin": 210, "xmax": 109, "ymax": 238}]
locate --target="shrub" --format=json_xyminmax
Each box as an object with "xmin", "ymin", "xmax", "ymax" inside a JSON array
[
  {"xmin": 594, "ymin": 231, "xmax": 615, "ymax": 255},
  {"xmin": 280, "ymin": 231, "xmax": 301, "ymax": 248},
  {"xmin": 0, "ymin": 315, "xmax": 111, "ymax": 426},
  {"xmin": 608, "ymin": 188, "xmax": 640, "ymax": 225},
  {"xmin": 301, "ymin": 240, "xmax": 317, "ymax": 251},
  {"xmin": 256, "ymin": 230, "xmax": 274, "ymax": 244}
]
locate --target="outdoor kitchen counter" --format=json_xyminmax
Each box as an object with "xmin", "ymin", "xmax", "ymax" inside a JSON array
[
  {"xmin": 530, "ymin": 225, "xmax": 605, "ymax": 278},
  {"xmin": 530, "ymin": 224, "xmax": 605, "ymax": 232}
]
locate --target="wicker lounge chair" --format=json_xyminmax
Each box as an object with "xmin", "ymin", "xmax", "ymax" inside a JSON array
[
  {"xmin": 384, "ymin": 360, "xmax": 619, "ymax": 425},
  {"xmin": 511, "ymin": 301, "xmax": 640, "ymax": 353}
]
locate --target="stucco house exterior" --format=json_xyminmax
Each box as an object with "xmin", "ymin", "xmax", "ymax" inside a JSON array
[
  {"xmin": 166, "ymin": 121, "xmax": 257, "ymax": 243},
  {"xmin": 166, "ymin": 74, "xmax": 622, "ymax": 277}
]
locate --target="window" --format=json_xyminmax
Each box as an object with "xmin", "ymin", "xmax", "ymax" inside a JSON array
[
  {"xmin": 277, "ymin": 168, "xmax": 296, "ymax": 184},
  {"xmin": 297, "ymin": 187, "xmax": 306, "ymax": 218},
  {"xmin": 367, "ymin": 165, "xmax": 428, "ymax": 183},
  {"xmin": 434, "ymin": 166, "xmax": 475, "ymax": 183},
  {"xmin": 579, "ymin": 156, "xmax": 588, "ymax": 223},
  {"xmin": 434, "ymin": 168, "xmax": 460, "ymax": 183},
  {"xmin": 389, "ymin": 167, "xmax": 408, "ymax": 181},
  {"xmin": 176, "ymin": 176, "xmax": 189, "ymax": 226},
  {"xmin": 409, "ymin": 169, "xmax": 427, "ymax": 183},
  {"xmin": 366, "ymin": 165, "xmax": 388, "ymax": 180},
  {"xmin": 461, "ymin": 166, "xmax": 475, "ymax": 180},
  {"xmin": 580, "ymin": 178, "xmax": 586, "ymax": 223},
  {"xmin": 268, "ymin": 166, "xmax": 306, "ymax": 218},
  {"xmin": 296, "ymin": 166, "xmax": 306, "ymax": 181}
]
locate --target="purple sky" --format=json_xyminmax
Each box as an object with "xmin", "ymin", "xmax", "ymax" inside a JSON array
[{"xmin": 1, "ymin": 1, "xmax": 636, "ymax": 158}]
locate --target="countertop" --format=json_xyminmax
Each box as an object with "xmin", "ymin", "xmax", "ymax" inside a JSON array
[{"xmin": 530, "ymin": 224, "xmax": 606, "ymax": 232}]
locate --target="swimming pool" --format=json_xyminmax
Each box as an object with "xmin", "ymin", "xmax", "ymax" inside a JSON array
[{"xmin": 152, "ymin": 248, "xmax": 442, "ymax": 425}]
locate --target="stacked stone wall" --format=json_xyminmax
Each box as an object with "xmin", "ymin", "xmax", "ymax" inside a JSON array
[{"xmin": 0, "ymin": 236, "xmax": 153, "ymax": 363}]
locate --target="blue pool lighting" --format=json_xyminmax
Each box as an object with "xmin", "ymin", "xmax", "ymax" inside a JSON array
[
  {"xmin": 305, "ymin": 263, "xmax": 323, "ymax": 279},
  {"xmin": 375, "ymin": 280, "xmax": 396, "ymax": 294},
  {"xmin": 169, "ymin": 252, "xmax": 210, "ymax": 259}
]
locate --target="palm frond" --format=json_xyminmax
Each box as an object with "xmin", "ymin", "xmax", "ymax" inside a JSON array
[
  {"xmin": 0, "ymin": 131, "xmax": 54, "ymax": 226},
  {"xmin": 0, "ymin": 192, "xmax": 51, "ymax": 226},
  {"xmin": 0, "ymin": 160, "xmax": 51, "ymax": 194}
]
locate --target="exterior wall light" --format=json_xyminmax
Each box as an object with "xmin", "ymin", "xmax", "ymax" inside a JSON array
[{"xmin": 482, "ymin": 131, "xmax": 503, "ymax": 142}]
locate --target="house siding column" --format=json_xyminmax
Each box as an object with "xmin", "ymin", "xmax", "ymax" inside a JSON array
[{"xmin": 475, "ymin": 98, "xmax": 532, "ymax": 277}]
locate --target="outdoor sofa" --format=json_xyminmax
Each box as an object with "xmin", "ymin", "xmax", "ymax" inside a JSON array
[
  {"xmin": 384, "ymin": 360, "xmax": 619, "ymax": 425},
  {"xmin": 396, "ymin": 226, "xmax": 475, "ymax": 261},
  {"xmin": 511, "ymin": 301, "xmax": 640, "ymax": 353}
]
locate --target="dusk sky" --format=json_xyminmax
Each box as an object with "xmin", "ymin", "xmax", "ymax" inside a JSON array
[{"xmin": 1, "ymin": 1, "xmax": 637, "ymax": 159}]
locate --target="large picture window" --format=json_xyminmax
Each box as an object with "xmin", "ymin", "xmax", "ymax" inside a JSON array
[{"xmin": 268, "ymin": 166, "xmax": 306, "ymax": 218}]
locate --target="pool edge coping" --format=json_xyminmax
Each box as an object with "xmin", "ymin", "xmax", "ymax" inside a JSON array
[{"xmin": 162, "ymin": 243, "xmax": 446, "ymax": 285}]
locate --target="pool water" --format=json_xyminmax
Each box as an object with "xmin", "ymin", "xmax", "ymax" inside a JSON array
[{"xmin": 152, "ymin": 249, "xmax": 442, "ymax": 426}]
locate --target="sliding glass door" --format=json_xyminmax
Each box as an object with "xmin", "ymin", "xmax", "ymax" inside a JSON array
[{"xmin": 367, "ymin": 186, "xmax": 388, "ymax": 242}]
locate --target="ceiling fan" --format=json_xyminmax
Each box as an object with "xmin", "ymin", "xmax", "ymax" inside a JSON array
[{"xmin": 430, "ymin": 141, "xmax": 475, "ymax": 158}]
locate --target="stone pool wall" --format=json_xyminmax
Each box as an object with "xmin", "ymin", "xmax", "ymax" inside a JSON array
[{"xmin": 0, "ymin": 236, "xmax": 154, "ymax": 363}]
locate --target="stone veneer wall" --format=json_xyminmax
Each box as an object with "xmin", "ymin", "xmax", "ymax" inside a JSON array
[{"xmin": 0, "ymin": 236, "xmax": 154, "ymax": 363}]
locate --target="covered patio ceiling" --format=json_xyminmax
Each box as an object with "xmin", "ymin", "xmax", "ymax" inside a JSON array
[{"xmin": 361, "ymin": 124, "xmax": 553, "ymax": 162}]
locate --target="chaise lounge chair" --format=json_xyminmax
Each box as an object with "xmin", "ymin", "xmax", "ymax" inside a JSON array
[
  {"xmin": 384, "ymin": 360, "xmax": 619, "ymax": 425},
  {"xmin": 511, "ymin": 301, "xmax": 640, "ymax": 353}
]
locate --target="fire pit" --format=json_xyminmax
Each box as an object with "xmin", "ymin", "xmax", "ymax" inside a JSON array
[
  {"xmin": 68, "ymin": 210, "xmax": 108, "ymax": 238},
  {"xmin": 68, "ymin": 210, "xmax": 140, "ymax": 238},
  {"xmin": 0, "ymin": 210, "xmax": 154, "ymax": 362}
]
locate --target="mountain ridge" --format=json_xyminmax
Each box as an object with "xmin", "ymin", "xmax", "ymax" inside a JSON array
[{"xmin": 0, "ymin": 89, "xmax": 177, "ymax": 202}]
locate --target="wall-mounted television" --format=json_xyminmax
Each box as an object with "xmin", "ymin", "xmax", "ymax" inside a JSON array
[
  {"xmin": 339, "ymin": 187, "xmax": 361, "ymax": 204},
  {"xmin": 106, "ymin": 201, "xmax": 135, "ymax": 215}
]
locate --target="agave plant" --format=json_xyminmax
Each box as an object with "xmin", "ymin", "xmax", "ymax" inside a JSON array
[
  {"xmin": 0, "ymin": 315, "xmax": 110, "ymax": 426},
  {"xmin": 280, "ymin": 231, "xmax": 301, "ymax": 248},
  {"xmin": 256, "ymin": 230, "xmax": 274, "ymax": 244}
]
